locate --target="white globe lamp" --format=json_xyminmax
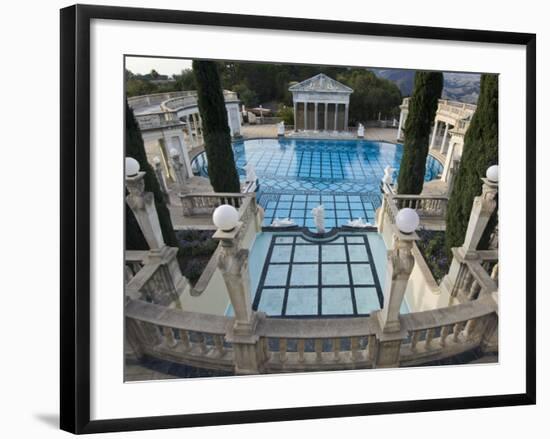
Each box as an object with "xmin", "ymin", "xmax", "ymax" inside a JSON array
[
  {"xmin": 396, "ymin": 208, "xmax": 420, "ymax": 234},
  {"xmin": 212, "ymin": 205, "xmax": 239, "ymax": 232},
  {"xmin": 486, "ymin": 165, "xmax": 499, "ymax": 183},
  {"xmin": 125, "ymin": 157, "xmax": 140, "ymax": 178}
]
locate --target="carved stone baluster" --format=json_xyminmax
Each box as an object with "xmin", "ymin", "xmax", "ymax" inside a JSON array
[
  {"xmin": 467, "ymin": 279, "xmax": 481, "ymax": 300},
  {"xmin": 315, "ymin": 338, "xmax": 323, "ymax": 363},
  {"xmin": 366, "ymin": 335, "xmax": 377, "ymax": 362},
  {"xmin": 410, "ymin": 331, "xmax": 420, "ymax": 351},
  {"xmin": 440, "ymin": 325, "xmax": 451, "ymax": 347},
  {"xmin": 453, "ymin": 322, "xmax": 465, "ymax": 343},
  {"xmin": 491, "ymin": 263, "xmax": 499, "ymax": 280},
  {"xmin": 196, "ymin": 332, "xmax": 207, "ymax": 354},
  {"xmin": 351, "ymin": 337, "xmax": 361, "ymax": 362},
  {"xmin": 279, "ymin": 338, "xmax": 287, "ymax": 364},
  {"xmin": 333, "ymin": 338, "xmax": 341, "ymax": 362},
  {"xmin": 464, "ymin": 318, "xmax": 478, "ymax": 341},
  {"xmin": 262, "ymin": 338, "xmax": 270, "ymax": 362},
  {"xmin": 425, "ymin": 328, "xmax": 435, "ymax": 349},
  {"xmin": 460, "ymin": 270, "xmax": 473, "ymax": 295},
  {"xmin": 179, "ymin": 329, "xmax": 190, "ymax": 352},
  {"xmin": 297, "ymin": 339, "xmax": 306, "ymax": 363},
  {"xmin": 214, "ymin": 334, "xmax": 225, "ymax": 357},
  {"xmin": 162, "ymin": 327, "xmax": 177, "ymax": 348}
]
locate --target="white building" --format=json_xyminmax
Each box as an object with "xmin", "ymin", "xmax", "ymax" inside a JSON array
[
  {"xmin": 127, "ymin": 90, "xmax": 242, "ymax": 183},
  {"xmin": 289, "ymin": 73, "xmax": 353, "ymax": 131}
]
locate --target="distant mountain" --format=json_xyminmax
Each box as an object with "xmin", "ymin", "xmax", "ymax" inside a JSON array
[{"xmin": 370, "ymin": 69, "xmax": 481, "ymax": 104}]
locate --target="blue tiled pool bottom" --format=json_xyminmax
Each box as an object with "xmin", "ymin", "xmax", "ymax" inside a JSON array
[
  {"xmin": 259, "ymin": 192, "xmax": 378, "ymax": 228},
  {"xmin": 253, "ymin": 233, "xmax": 383, "ymax": 317}
]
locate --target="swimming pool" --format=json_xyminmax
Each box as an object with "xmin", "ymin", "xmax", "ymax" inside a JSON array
[{"xmin": 192, "ymin": 138, "xmax": 442, "ymax": 227}]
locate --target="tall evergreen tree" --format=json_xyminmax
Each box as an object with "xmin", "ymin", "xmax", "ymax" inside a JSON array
[
  {"xmin": 397, "ymin": 71, "xmax": 444, "ymax": 194},
  {"xmin": 125, "ymin": 103, "xmax": 178, "ymax": 250},
  {"xmin": 445, "ymin": 74, "xmax": 498, "ymax": 256},
  {"xmin": 192, "ymin": 61, "xmax": 241, "ymax": 193}
]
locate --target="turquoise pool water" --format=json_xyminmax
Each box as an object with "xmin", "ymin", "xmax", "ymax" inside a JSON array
[
  {"xmin": 192, "ymin": 138, "xmax": 442, "ymax": 227},
  {"xmin": 244, "ymin": 230, "xmax": 410, "ymax": 318}
]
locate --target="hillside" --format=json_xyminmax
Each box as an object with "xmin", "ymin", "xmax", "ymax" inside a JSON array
[{"xmin": 370, "ymin": 69, "xmax": 482, "ymax": 104}]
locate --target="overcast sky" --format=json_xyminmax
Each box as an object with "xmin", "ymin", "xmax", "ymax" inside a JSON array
[{"xmin": 125, "ymin": 57, "xmax": 193, "ymax": 76}]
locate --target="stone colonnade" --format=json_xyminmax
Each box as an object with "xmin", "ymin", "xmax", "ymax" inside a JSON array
[{"xmin": 293, "ymin": 101, "xmax": 349, "ymax": 131}]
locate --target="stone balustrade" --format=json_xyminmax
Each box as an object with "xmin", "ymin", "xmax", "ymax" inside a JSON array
[
  {"xmin": 134, "ymin": 111, "xmax": 182, "ymax": 130},
  {"xmin": 125, "ymin": 299, "xmax": 235, "ymax": 371},
  {"xmin": 179, "ymin": 192, "xmax": 248, "ymax": 217},
  {"xmin": 393, "ymin": 194, "xmax": 448, "ymax": 218},
  {"xmin": 125, "ymin": 291, "xmax": 498, "ymax": 373},
  {"xmin": 379, "ymin": 183, "xmax": 448, "ymax": 223},
  {"xmin": 125, "ymin": 260, "xmax": 180, "ymax": 306},
  {"xmin": 127, "ymin": 91, "xmax": 196, "ymax": 110},
  {"xmin": 125, "ymin": 250, "xmax": 148, "ymax": 283},
  {"xmin": 161, "ymin": 90, "xmax": 239, "ymax": 112},
  {"xmin": 452, "ymin": 250, "xmax": 498, "ymax": 302},
  {"xmin": 399, "ymin": 294, "xmax": 498, "ymax": 366}
]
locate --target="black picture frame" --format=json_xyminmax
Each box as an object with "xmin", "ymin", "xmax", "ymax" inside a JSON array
[{"xmin": 60, "ymin": 4, "xmax": 536, "ymax": 434}]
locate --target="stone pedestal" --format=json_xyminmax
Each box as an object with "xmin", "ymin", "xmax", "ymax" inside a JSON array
[
  {"xmin": 377, "ymin": 228, "xmax": 417, "ymax": 333},
  {"xmin": 125, "ymin": 171, "xmax": 165, "ymax": 250},
  {"xmin": 462, "ymin": 178, "xmax": 498, "ymax": 255},
  {"xmin": 440, "ymin": 177, "xmax": 498, "ymax": 300},
  {"xmin": 214, "ymin": 224, "xmax": 266, "ymax": 373},
  {"xmin": 170, "ymin": 151, "xmax": 188, "ymax": 193},
  {"xmin": 214, "ymin": 224, "xmax": 255, "ymax": 332},
  {"xmin": 225, "ymin": 313, "xmax": 267, "ymax": 374},
  {"xmin": 370, "ymin": 310, "xmax": 407, "ymax": 368},
  {"xmin": 153, "ymin": 159, "xmax": 170, "ymax": 204}
]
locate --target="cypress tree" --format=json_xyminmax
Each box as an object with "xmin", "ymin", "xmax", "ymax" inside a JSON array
[
  {"xmin": 125, "ymin": 103, "xmax": 178, "ymax": 249},
  {"xmin": 192, "ymin": 60, "xmax": 241, "ymax": 193},
  {"xmin": 445, "ymin": 74, "xmax": 498, "ymax": 256},
  {"xmin": 397, "ymin": 71, "xmax": 444, "ymax": 194}
]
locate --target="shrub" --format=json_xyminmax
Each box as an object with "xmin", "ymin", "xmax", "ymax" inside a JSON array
[
  {"xmin": 416, "ymin": 229, "xmax": 449, "ymax": 282},
  {"xmin": 276, "ymin": 105, "xmax": 294, "ymax": 125}
]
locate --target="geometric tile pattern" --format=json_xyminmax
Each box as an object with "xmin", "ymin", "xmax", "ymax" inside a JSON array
[
  {"xmin": 259, "ymin": 192, "xmax": 378, "ymax": 228},
  {"xmin": 253, "ymin": 232, "xmax": 384, "ymax": 317},
  {"xmin": 192, "ymin": 138, "xmax": 443, "ymax": 230}
]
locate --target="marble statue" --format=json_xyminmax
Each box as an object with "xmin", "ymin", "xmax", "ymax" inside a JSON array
[
  {"xmin": 244, "ymin": 163, "xmax": 257, "ymax": 183},
  {"xmin": 357, "ymin": 123, "xmax": 365, "ymax": 138},
  {"xmin": 271, "ymin": 218, "xmax": 296, "ymax": 227},
  {"xmin": 311, "ymin": 205, "xmax": 326, "ymax": 234},
  {"xmin": 347, "ymin": 217, "xmax": 372, "ymax": 228},
  {"xmin": 277, "ymin": 121, "xmax": 285, "ymax": 136},
  {"xmin": 382, "ymin": 165, "xmax": 394, "ymax": 185}
]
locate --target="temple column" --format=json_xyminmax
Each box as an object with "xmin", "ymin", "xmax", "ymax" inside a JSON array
[
  {"xmin": 429, "ymin": 120, "xmax": 439, "ymax": 149},
  {"xmin": 344, "ymin": 103, "xmax": 349, "ymax": 131},
  {"xmin": 324, "ymin": 103, "xmax": 328, "ymax": 131},
  {"xmin": 293, "ymin": 101, "xmax": 298, "ymax": 131},
  {"xmin": 185, "ymin": 115, "xmax": 194, "ymax": 147},
  {"xmin": 397, "ymin": 110, "xmax": 404, "ymax": 140},
  {"xmin": 152, "ymin": 157, "xmax": 169, "ymax": 204},
  {"xmin": 334, "ymin": 103, "xmax": 338, "ymax": 131},
  {"xmin": 314, "ymin": 102, "xmax": 318, "ymax": 130},
  {"xmin": 304, "ymin": 102, "xmax": 308, "ymax": 130},
  {"xmin": 176, "ymin": 133, "xmax": 193, "ymax": 177},
  {"xmin": 440, "ymin": 122, "xmax": 449, "ymax": 153}
]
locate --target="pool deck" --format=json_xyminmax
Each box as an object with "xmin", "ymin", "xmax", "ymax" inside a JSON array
[{"xmin": 241, "ymin": 124, "xmax": 399, "ymax": 143}]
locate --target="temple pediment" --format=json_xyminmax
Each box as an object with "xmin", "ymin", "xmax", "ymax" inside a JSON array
[{"xmin": 289, "ymin": 73, "xmax": 353, "ymax": 94}]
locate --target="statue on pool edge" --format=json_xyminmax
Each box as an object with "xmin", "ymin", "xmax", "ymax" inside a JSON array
[{"xmin": 311, "ymin": 205, "xmax": 326, "ymax": 234}]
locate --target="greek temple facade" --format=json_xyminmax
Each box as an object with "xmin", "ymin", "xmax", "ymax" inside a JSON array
[{"xmin": 289, "ymin": 73, "xmax": 353, "ymax": 132}]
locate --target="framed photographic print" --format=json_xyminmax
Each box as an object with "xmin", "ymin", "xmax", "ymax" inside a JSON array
[{"xmin": 60, "ymin": 4, "xmax": 536, "ymax": 434}]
